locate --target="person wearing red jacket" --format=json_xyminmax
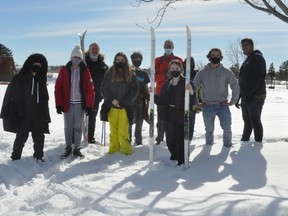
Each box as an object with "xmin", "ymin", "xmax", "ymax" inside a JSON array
[
  {"xmin": 55, "ymin": 45, "xmax": 95, "ymax": 159},
  {"xmin": 155, "ymin": 40, "xmax": 183, "ymax": 145}
]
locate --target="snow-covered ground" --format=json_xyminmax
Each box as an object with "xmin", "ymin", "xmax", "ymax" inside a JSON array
[{"xmin": 0, "ymin": 80, "xmax": 288, "ymax": 216}]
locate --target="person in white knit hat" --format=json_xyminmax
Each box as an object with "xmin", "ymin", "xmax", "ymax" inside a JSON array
[{"xmin": 55, "ymin": 45, "xmax": 95, "ymax": 159}]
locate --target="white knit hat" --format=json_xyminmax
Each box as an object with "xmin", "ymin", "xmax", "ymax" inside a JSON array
[{"xmin": 70, "ymin": 45, "xmax": 83, "ymax": 59}]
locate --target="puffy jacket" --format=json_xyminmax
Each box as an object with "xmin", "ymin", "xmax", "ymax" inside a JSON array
[
  {"xmin": 155, "ymin": 54, "xmax": 183, "ymax": 95},
  {"xmin": 54, "ymin": 61, "xmax": 95, "ymax": 112},
  {"xmin": 100, "ymin": 68, "xmax": 138, "ymax": 124}
]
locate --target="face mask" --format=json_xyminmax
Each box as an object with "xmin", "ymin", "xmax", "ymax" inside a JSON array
[
  {"xmin": 210, "ymin": 57, "xmax": 221, "ymax": 64},
  {"xmin": 31, "ymin": 65, "xmax": 41, "ymax": 74},
  {"xmin": 164, "ymin": 49, "xmax": 173, "ymax": 55},
  {"xmin": 72, "ymin": 58, "xmax": 82, "ymax": 65},
  {"xmin": 90, "ymin": 54, "xmax": 98, "ymax": 61},
  {"xmin": 132, "ymin": 60, "xmax": 141, "ymax": 67},
  {"xmin": 115, "ymin": 62, "xmax": 126, "ymax": 69},
  {"xmin": 170, "ymin": 70, "xmax": 181, "ymax": 78}
]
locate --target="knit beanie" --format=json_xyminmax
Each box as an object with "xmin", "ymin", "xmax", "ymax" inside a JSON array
[{"xmin": 70, "ymin": 45, "xmax": 83, "ymax": 59}]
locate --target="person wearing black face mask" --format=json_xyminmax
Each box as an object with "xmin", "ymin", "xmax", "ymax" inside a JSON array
[
  {"xmin": 193, "ymin": 48, "xmax": 240, "ymax": 148},
  {"xmin": 155, "ymin": 60, "xmax": 196, "ymax": 166},
  {"xmin": 100, "ymin": 52, "xmax": 138, "ymax": 155},
  {"xmin": 129, "ymin": 51, "xmax": 150, "ymax": 145},
  {"xmin": 0, "ymin": 53, "xmax": 51, "ymax": 162}
]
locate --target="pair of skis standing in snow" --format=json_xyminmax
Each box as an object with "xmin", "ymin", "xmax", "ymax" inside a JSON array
[
  {"xmin": 149, "ymin": 26, "xmax": 192, "ymax": 169},
  {"xmin": 79, "ymin": 27, "xmax": 192, "ymax": 169}
]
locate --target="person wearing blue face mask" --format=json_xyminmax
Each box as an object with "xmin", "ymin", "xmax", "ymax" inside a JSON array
[
  {"xmin": 193, "ymin": 48, "xmax": 240, "ymax": 148},
  {"xmin": 55, "ymin": 45, "xmax": 95, "ymax": 159},
  {"xmin": 154, "ymin": 40, "xmax": 183, "ymax": 145},
  {"xmin": 85, "ymin": 43, "xmax": 108, "ymax": 144}
]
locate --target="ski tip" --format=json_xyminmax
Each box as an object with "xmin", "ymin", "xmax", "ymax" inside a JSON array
[{"xmin": 186, "ymin": 25, "xmax": 191, "ymax": 33}]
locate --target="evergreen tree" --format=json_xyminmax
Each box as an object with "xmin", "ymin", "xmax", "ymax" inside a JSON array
[
  {"xmin": 277, "ymin": 60, "xmax": 288, "ymax": 81},
  {"xmin": 0, "ymin": 43, "xmax": 13, "ymax": 57},
  {"xmin": 267, "ymin": 63, "xmax": 276, "ymax": 80}
]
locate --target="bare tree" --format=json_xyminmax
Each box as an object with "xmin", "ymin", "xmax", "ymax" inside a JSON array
[
  {"xmin": 226, "ymin": 38, "xmax": 245, "ymax": 67},
  {"xmin": 134, "ymin": 0, "xmax": 288, "ymax": 27},
  {"xmin": 240, "ymin": 0, "xmax": 288, "ymax": 23},
  {"xmin": 225, "ymin": 38, "xmax": 246, "ymax": 78}
]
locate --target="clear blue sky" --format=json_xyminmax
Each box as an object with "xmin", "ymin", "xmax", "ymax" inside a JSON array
[{"xmin": 1, "ymin": 0, "xmax": 287, "ymax": 71}]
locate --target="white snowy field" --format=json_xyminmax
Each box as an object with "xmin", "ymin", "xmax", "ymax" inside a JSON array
[{"xmin": 0, "ymin": 80, "xmax": 288, "ymax": 216}]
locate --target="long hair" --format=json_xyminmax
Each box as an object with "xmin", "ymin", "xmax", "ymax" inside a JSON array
[{"xmin": 110, "ymin": 52, "xmax": 133, "ymax": 82}]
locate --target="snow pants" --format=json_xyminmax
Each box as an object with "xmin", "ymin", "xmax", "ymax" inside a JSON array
[{"xmin": 108, "ymin": 108, "xmax": 132, "ymax": 155}]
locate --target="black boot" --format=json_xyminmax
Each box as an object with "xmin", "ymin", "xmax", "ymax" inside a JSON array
[
  {"xmin": 73, "ymin": 147, "xmax": 85, "ymax": 158},
  {"xmin": 61, "ymin": 146, "xmax": 72, "ymax": 159}
]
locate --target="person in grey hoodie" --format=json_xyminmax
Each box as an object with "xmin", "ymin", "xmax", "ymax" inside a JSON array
[{"xmin": 193, "ymin": 48, "xmax": 240, "ymax": 147}]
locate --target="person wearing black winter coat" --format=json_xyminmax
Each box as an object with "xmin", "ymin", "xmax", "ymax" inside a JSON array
[
  {"xmin": 238, "ymin": 38, "xmax": 266, "ymax": 143},
  {"xmin": 155, "ymin": 59, "xmax": 197, "ymax": 166},
  {"xmin": 0, "ymin": 53, "xmax": 51, "ymax": 161},
  {"xmin": 85, "ymin": 43, "xmax": 108, "ymax": 144}
]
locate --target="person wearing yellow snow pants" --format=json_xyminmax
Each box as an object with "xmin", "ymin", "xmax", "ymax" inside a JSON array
[{"xmin": 108, "ymin": 107, "xmax": 132, "ymax": 155}]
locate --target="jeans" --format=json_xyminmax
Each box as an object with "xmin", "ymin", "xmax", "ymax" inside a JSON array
[
  {"xmin": 202, "ymin": 104, "xmax": 232, "ymax": 147},
  {"xmin": 240, "ymin": 97, "xmax": 265, "ymax": 142}
]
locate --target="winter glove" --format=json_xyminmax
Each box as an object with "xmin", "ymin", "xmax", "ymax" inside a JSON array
[
  {"xmin": 56, "ymin": 106, "xmax": 63, "ymax": 114},
  {"xmin": 85, "ymin": 107, "xmax": 92, "ymax": 116}
]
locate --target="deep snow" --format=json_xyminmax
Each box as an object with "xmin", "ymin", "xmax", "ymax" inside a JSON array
[{"xmin": 0, "ymin": 79, "xmax": 288, "ymax": 216}]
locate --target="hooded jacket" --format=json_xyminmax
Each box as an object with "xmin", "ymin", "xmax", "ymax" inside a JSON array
[
  {"xmin": 193, "ymin": 63, "xmax": 240, "ymax": 105},
  {"xmin": 0, "ymin": 53, "xmax": 51, "ymax": 133},
  {"xmin": 54, "ymin": 61, "xmax": 95, "ymax": 112},
  {"xmin": 239, "ymin": 50, "xmax": 266, "ymax": 101}
]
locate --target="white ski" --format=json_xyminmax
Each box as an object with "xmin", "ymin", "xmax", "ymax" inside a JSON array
[
  {"xmin": 149, "ymin": 27, "xmax": 156, "ymax": 164},
  {"xmin": 77, "ymin": 30, "xmax": 89, "ymax": 147},
  {"xmin": 184, "ymin": 26, "xmax": 191, "ymax": 169}
]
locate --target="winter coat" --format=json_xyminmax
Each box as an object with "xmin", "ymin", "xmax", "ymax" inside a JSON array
[
  {"xmin": 54, "ymin": 61, "xmax": 95, "ymax": 112},
  {"xmin": 155, "ymin": 54, "xmax": 183, "ymax": 95},
  {"xmin": 100, "ymin": 68, "xmax": 138, "ymax": 124},
  {"xmin": 239, "ymin": 50, "xmax": 266, "ymax": 101},
  {"xmin": 85, "ymin": 54, "xmax": 108, "ymax": 103},
  {"xmin": 155, "ymin": 76, "xmax": 197, "ymax": 124},
  {"xmin": 0, "ymin": 53, "xmax": 51, "ymax": 133}
]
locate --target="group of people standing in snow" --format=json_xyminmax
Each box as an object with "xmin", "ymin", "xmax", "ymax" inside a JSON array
[{"xmin": 0, "ymin": 38, "xmax": 266, "ymax": 165}]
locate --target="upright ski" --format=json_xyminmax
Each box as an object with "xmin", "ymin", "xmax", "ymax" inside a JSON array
[
  {"xmin": 149, "ymin": 28, "xmax": 156, "ymax": 164},
  {"xmin": 77, "ymin": 30, "xmax": 89, "ymax": 147},
  {"xmin": 184, "ymin": 26, "xmax": 191, "ymax": 169}
]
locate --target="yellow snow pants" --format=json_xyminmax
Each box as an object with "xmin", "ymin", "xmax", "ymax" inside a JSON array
[{"xmin": 108, "ymin": 107, "xmax": 133, "ymax": 155}]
